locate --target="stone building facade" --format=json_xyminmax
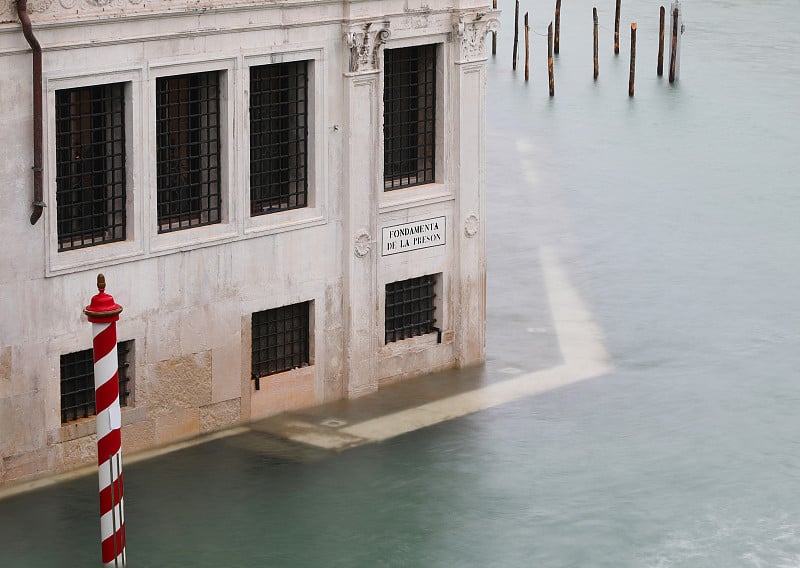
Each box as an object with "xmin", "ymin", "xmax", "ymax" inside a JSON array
[{"xmin": 0, "ymin": 0, "xmax": 497, "ymax": 485}]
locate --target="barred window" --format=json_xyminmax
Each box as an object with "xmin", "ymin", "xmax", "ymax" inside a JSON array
[
  {"xmin": 156, "ymin": 71, "xmax": 221, "ymax": 233},
  {"xmin": 60, "ymin": 340, "xmax": 134, "ymax": 424},
  {"xmin": 250, "ymin": 61, "xmax": 308, "ymax": 216},
  {"xmin": 385, "ymin": 275, "xmax": 438, "ymax": 343},
  {"xmin": 252, "ymin": 302, "xmax": 310, "ymax": 378},
  {"xmin": 384, "ymin": 45, "xmax": 437, "ymax": 191},
  {"xmin": 55, "ymin": 83, "xmax": 126, "ymax": 251}
]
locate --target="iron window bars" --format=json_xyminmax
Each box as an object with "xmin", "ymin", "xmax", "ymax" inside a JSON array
[
  {"xmin": 252, "ymin": 302, "xmax": 310, "ymax": 384},
  {"xmin": 250, "ymin": 61, "xmax": 309, "ymax": 216},
  {"xmin": 156, "ymin": 71, "xmax": 221, "ymax": 232},
  {"xmin": 60, "ymin": 340, "xmax": 133, "ymax": 424},
  {"xmin": 383, "ymin": 44, "xmax": 437, "ymax": 190},
  {"xmin": 385, "ymin": 274, "xmax": 439, "ymax": 344},
  {"xmin": 55, "ymin": 83, "xmax": 126, "ymax": 251}
]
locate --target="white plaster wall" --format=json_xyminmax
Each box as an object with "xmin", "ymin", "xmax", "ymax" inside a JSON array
[{"xmin": 0, "ymin": 0, "xmax": 495, "ymax": 484}]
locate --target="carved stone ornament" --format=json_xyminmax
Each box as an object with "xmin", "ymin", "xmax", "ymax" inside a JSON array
[
  {"xmin": 344, "ymin": 22, "xmax": 391, "ymax": 74},
  {"xmin": 1, "ymin": 0, "xmax": 151, "ymax": 18},
  {"xmin": 464, "ymin": 213, "xmax": 480, "ymax": 238},
  {"xmin": 454, "ymin": 12, "xmax": 501, "ymax": 62},
  {"xmin": 354, "ymin": 229, "xmax": 372, "ymax": 258}
]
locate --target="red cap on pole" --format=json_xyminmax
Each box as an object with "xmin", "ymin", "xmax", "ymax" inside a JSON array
[{"xmin": 84, "ymin": 274, "xmax": 123, "ymax": 323}]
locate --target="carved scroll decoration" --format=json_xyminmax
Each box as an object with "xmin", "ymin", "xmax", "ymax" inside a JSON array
[
  {"xmin": 454, "ymin": 12, "xmax": 501, "ymax": 63},
  {"xmin": 344, "ymin": 22, "xmax": 391, "ymax": 74}
]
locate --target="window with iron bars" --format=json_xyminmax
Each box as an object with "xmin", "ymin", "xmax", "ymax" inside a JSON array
[
  {"xmin": 156, "ymin": 71, "xmax": 221, "ymax": 233},
  {"xmin": 385, "ymin": 274, "xmax": 439, "ymax": 344},
  {"xmin": 250, "ymin": 61, "xmax": 309, "ymax": 216},
  {"xmin": 252, "ymin": 302, "xmax": 310, "ymax": 379},
  {"xmin": 60, "ymin": 340, "xmax": 134, "ymax": 424},
  {"xmin": 383, "ymin": 44, "xmax": 437, "ymax": 191},
  {"xmin": 55, "ymin": 83, "xmax": 126, "ymax": 251}
]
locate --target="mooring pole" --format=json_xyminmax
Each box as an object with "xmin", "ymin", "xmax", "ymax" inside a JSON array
[
  {"xmin": 629, "ymin": 23, "xmax": 637, "ymax": 96},
  {"xmin": 614, "ymin": 0, "xmax": 621, "ymax": 54},
  {"xmin": 657, "ymin": 6, "xmax": 665, "ymax": 76},
  {"xmin": 524, "ymin": 13, "xmax": 530, "ymax": 81},
  {"xmin": 492, "ymin": 0, "xmax": 498, "ymax": 55},
  {"xmin": 548, "ymin": 22, "xmax": 555, "ymax": 96},
  {"xmin": 593, "ymin": 7, "xmax": 599, "ymax": 80},
  {"xmin": 513, "ymin": 0, "xmax": 520, "ymax": 70},
  {"xmin": 84, "ymin": 275, "xmax": 127, "ymax": 567},
  {"xmin": 669, "ymin": 5, "xmax": 679, "ymax": 82},
  {"xmin": 554, "ymin": 0, "xmax": 562, "ymax": 55}
]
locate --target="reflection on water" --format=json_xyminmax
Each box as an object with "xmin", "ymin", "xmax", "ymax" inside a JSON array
[{"xmin": 2, "ymin": 0, "xmax": 800, "ymax": 566}]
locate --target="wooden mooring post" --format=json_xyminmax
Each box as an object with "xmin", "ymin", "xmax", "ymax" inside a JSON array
[
  {"xmin": 657, "ymin": 6, "xmax": 665, "ymax": 76},
  {"xmin": 593, "ymin": 7, "xmax": 599, "ymax": 80},
  {"xmin": 554, "ymin": 0, "xmax": 562, "ymax": 55},
  {"xmin": 629, "ymin": 23, "xmax": 637, "ymax": 96},
  {"xmin": 524, "ymin": 13, "xmax": 530, "ymax": 81},
  {"xmin": 669, "ymin": 5, "xmax": 679, "ymax": 82},
  {"xmin": 614, "ymin": 0, "xmax": 621, "ymax": 54},
  {"xmin": 492, "ymin": 0, "xmax": 498, "ymax": 56},
  {"xmin": 513, "ymin": 0, "xmax": 520, "ymax": 70},
  {"xmin": 548, "ymin": 22, "xmax": 555, "ymax": 96}
]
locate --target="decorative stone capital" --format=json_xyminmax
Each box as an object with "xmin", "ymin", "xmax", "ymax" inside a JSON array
[
  {"xmin": 453, "ymin": 11, "xmax": 501, "ymax": 63},
  {"xmin": 344, "ymin": 21, "xmax": 391, "ymax": 74}
]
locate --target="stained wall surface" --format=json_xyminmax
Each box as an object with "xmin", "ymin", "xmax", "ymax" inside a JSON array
[{"xmin": 0, "ymin": 0, "xmax": 496, "ymax": 485}]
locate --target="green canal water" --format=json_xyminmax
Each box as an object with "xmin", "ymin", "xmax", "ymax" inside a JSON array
[{"xmin": 2, "ymin": 0, "xmax": 800, "ymax": 566}]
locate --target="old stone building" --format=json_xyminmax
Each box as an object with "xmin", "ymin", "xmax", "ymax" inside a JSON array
[{"xmin": 0, "ymin": 0, "xmax": 497, "ymax": 485}]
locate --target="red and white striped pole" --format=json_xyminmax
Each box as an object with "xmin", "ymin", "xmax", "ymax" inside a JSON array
[{"xmin": 84, "ymin": 274, "xmax": 127, "ymax": 567}]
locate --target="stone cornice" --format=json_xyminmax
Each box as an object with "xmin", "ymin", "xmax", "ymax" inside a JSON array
[{"xmin": 0, "ymin": 0, "xmax": 466, "ymax": 26}]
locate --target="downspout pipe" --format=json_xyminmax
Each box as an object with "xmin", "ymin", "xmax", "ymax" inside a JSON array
[{"xmin": 17, "ymin": 0, "xmax": 45, "ymax": 225}]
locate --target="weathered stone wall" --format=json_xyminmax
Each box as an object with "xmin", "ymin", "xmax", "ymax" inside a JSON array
[{"xmin": 0, "ymin": 0, "xmax": 495, "ymax": 486}]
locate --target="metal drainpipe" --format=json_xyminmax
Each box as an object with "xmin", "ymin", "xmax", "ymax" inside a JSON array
[{"xmin": 17, "ymin": 0, "xmax": 45, "ymax": 225}]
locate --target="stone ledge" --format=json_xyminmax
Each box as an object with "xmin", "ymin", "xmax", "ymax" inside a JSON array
[{"xmin": 49, "ymin": 405, "xmax": 148, "ymax": 444}]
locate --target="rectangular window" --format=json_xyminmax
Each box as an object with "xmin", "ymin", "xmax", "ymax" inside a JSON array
[
  {"xmin": 385, "ymin": 274, "xmax": 438, "ymax": 343},
  {"xmin": 383, "ymin": 45, "xmax": 437, "ymax": 191},
  {"xmin": 60, "ymin": 340, "xmax": 134, "ymax": 424},
  {"xmin": 252, "ymin": 302, "xmax": 310, "ymax": 378},
  {"xmin": 250, "ymin": 61, "xmax": 309, "ymax": 216},
  {"xmin": 55, "ymin": 83, "xmax": 126, "ymax": 251},
  {"xmin": 156, "ymin": 71, "xmax": 221, "ymax": 232}
]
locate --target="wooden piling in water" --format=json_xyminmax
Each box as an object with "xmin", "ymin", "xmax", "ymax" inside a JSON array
[
  {"xmin": 548, "ymin": 22, "xmax": 555, "ymax": 96},
  {"xmin": 554, "ymin": 0, "xmax": 562, "ymax": 55},
  {"xmin": 614, "ymin": 0, "xmax": 621, "ymax": 55},
  {"xmin": 524, "ymin": 13, "xmax": 530, "ymax": 81},
  {"xmin": 669, "ymin": 6, "xmax": 678, "ymax": 83},
  {"xmin": 657, "ymin": 6, "xmax": 665, "ymax": 76},
  {"xmin": 492, "ymin": 0, "xmax": 498, "ymax": 56},
  {"xmin": 593, "ymin": 7, "xmax": 599, "ymax": 80},
  {"xmin": 513, "ymin": 0, "xmax": 520, "ymax": 70},
  {"xmin": 629, "ymin": 23, "xmax": 637, "ymax": 96}
]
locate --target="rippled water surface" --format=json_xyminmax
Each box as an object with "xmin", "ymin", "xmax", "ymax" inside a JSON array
[{"xmin": 2, "ymin": 1, "xmax": 800, "ymax": 566}]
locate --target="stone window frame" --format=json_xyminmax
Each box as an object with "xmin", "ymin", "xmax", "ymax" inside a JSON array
[
  {"xmin": 248, "ymin": 60, "xmax": 309, "ymax": 217},
  {"xmin": 242, "ymin": 48, "xmax": 327, "ymax": 237},
  {"xmin": 44, "ymin": 68, "xmax": 145, "ymax": 275},
  {"xmin": 384, "ymin": 274, "xmax": 441, "ymax": 344},
  {"xmin": 251, "ymin": 300, "xmax": 314, "ymax": 382},
  {"xmin": 54, "ymin": 82, "xmax": 128, "ymax": 252},
  {"xmin": 378, "ymin": 35, "xmax": 450, "ymax": 212},
  {"xmin": 155, "ymin": 70, "xmax": 223, "ymax": 234},
  {"xmin": 383, "ymin": 44, "xmax": 438, "ymax": 192},
  {"xmin": 147, "ymin": 57, "xmax": 238, "ymax": 254}
]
